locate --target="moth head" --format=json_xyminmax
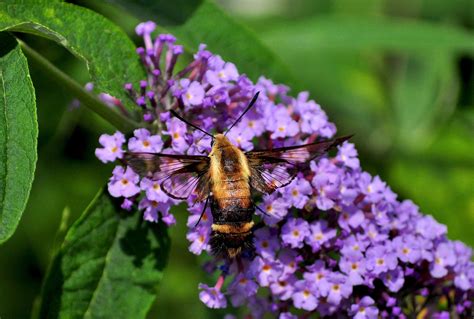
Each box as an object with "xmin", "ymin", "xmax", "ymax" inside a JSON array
[
  {"xmin": 213, "ymin": 134, "xmax": 231, "ymax": 147},
  {"xmin": 209, "ymin": 134, "xmax": 233, "ymax": 157}
]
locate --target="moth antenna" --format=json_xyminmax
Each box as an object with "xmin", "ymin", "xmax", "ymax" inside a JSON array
[
  {"xmin": 170, "ymin": 109, "xmax": 214, "ymax": 139},
  {"xmin": 224, "ymin": 91, "xmax": 260, "ymax": 136}
]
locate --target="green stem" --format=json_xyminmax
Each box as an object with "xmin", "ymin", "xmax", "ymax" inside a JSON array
[{"xmin": 19, "ymin": 40, "xmax": 140, "ymax": 132}]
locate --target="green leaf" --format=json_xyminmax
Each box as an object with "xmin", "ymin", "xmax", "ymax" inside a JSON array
[
  {"xmin": 418, "ymin": 0, "xmax": 473, "ymax": 23},
  {"xmin": 391, "ymin": 53, "xmax": 459, "ymax": 150},
  {"xmin": 259, "ymin": 25, "xmax": 389, "ymax": 145},
  {"xmin": 103, "ymin": 0, "xmax": 297, "ymax": 86},
  {"xmin": 0, "ymin": 2, "xmax": 146, "ymax": 111},
  {"xmin": 257, "ymin": 15, "xmax": 474, "ymax": 150},
  {"xmin": 104, "ymin": 0, "xmax": 204, "ymax": 26},
  {"xmin": 387, "ymin": 117, "xmax": 474, "ymax": 247},
  {"xmin": 268, "ymin": 49, "xmax": 387, "ymax": 129},
  {"xmin": 0, "ymin": 32, "xmax": 37, "ymax": 244},
  {"xmin": 261, "ymin": 15, "xmax": 474, "ymax": 53},
  {"xmin": 39, "ymin": 189, "xmax": 170, "ymax": 319}
]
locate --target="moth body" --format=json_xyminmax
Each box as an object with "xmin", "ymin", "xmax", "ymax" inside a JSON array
[{"xmin": 208, "ymin": 134, "xmax": 255, "ymax": 258}]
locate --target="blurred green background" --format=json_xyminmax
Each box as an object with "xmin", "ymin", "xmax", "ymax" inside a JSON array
[{"xmin": 1, "ymin": 0, "xmax": 473, "ymax": 318}]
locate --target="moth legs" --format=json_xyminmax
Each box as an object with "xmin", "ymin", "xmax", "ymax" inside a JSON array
[{"xmin": 194, "ymin": 196, "xmax": 210, "ymax": 227}]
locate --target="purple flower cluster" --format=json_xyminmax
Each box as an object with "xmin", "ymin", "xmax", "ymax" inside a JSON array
[{"xmin": 95, "ymin": 21, "xmax": 474, "ymax": 317}]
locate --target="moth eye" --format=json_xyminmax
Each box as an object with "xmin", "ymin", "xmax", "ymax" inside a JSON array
[{"xmin": 210, "ymin": 139, "xmax": 215, "ymax": 147}]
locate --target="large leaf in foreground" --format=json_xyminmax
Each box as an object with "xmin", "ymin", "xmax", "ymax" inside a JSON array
[
  {"xmin": 0, "ymin": 2, "xmax": 145, "ymax": 111},
  {"xmin": 0, "ymin": 33, "xmax": 37, "ymax": 244},
  {"xmin": 39, "ymin": 189, "xmax": 170, "ymax": 319}
]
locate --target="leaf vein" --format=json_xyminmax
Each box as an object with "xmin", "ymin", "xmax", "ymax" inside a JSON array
[
  {"xmin": 82, "ymin": 215, "xmax": 120, "ymax": 318},
  {"xmin": 0, "ymin": 68, "xmax": 9, "ymax": 229}
]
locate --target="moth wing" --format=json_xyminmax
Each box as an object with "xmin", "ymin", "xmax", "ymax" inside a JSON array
[
  {"xmin": 161, "ymin": 167, "xmax": 210, "ymax": 201},
  {"xmin": 246, "ymin": 135, "xmax": 352, "ymax": 194},
  {"xmin": 124, "ymin": 152, "xmax": 210, "ymax": 201}
]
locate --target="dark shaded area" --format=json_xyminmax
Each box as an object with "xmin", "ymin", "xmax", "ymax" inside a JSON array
[
  {"xmin": 457, "ymin": 56, "xmax": 473, "ymax": 108},
  {"xmin": 120, "ymin": 217, "xmax": 153, "ymax": 268},
  {"xmin": 62, "ymin": 125, "xmax": 93, "ymax": 160},
  {"xmin": 74, "ymin": 0, "xmax": 204, "ymax": 26},
  {"xmin": 0, "ymin": 32, "xmax": 17, "ymax": 57},
  {"xmin": 120, "ymin": 214, "xmax": 170, "ymax": 270},
  {"xmin": 38, "ymin": 253, "xmax": 64, "ymax": 319}
]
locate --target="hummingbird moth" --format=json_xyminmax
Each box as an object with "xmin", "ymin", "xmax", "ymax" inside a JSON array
[{"xmin": 125, "ymin": 92, "xmax": 352, "ymax": 259}]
